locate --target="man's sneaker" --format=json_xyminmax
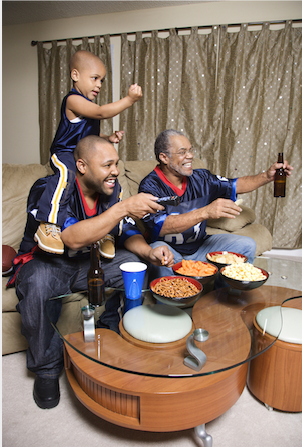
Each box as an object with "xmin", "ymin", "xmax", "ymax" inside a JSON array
[
  {"xmin": 99, "ymin": 234, "xmax": 115, "ymax": 259},
  {"xmin": 34, "ymin": 222, "xmax": 64, "ymax": 254},
  {"xmin": 33, "ymin": 376, "xmax": 60, "ymax": 409}
]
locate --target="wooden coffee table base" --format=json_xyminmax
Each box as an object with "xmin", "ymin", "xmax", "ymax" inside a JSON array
[
  {"xmin": 61, "ymin": 285, "xmax": 301, "ymax": 444},
  {"xmin": 64, "ymin": 335, "xmax": 248, "ymax": 435}
]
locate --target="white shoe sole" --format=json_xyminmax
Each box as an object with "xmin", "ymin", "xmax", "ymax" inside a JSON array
[
  {"xmin": 99, "ymin": 248, "xmax": 115, "ymax": 259},
  {"xmin": 34, "ymin": 233, "xmax": 64, "ymax": 254}
]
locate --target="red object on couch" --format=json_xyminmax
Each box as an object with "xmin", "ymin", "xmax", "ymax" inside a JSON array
[{"xmin": 2, "ymin": 245, "xmax": 17, "ymax": 276}]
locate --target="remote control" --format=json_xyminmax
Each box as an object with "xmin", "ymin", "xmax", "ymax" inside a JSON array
[{"xmin": 156, "ymin": 195, "xmax": 180, "ymax": 207}]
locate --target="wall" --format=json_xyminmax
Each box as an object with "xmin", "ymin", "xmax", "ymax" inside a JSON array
[{"xmin": 2, "ymin": 1, "xmax": 302, "ymax": 164}]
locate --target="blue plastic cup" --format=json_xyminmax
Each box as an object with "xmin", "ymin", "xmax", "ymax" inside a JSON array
[{"xmin": 119, "ymin": 262, "xmax": 147, "ymax": 312}]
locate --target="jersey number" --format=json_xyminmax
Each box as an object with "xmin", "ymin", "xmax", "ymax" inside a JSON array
[{"xmin": 163, "ymin": 222, "xmax": 202, "ymax": 245}]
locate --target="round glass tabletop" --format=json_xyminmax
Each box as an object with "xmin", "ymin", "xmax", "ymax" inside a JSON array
[{"xmin": 46, "ymin": 257, "xmax": 302, "ymax": 379}]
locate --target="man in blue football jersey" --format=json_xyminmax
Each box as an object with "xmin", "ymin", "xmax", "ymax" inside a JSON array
[
  {"xmin": 9, "ymin": 135, "xmax": 173, "ymax": 410},
  {"xmin": 139, "ymin": 129, "xmax": 293, "ymax": 280}
]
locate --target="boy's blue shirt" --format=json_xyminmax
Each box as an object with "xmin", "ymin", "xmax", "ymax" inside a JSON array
[{"xmin": 50, "ymin": 88, "xmax": 100, "ymax": 155}]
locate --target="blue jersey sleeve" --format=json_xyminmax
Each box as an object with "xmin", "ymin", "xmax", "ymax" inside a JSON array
[
  {"xmin": 61, "ymin": 217, "xmax": 79, "ymax": 232},
  {"xmin": 231, "ymin": 178, "xmax": 238, "ymax": 201}
]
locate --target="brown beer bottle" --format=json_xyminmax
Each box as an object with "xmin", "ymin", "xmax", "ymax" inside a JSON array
[
  {"xmin": 87, "ymin": 242, "xmax": 105, "ymax": 311},
  {"xmin": 274, "ymin": 152, "xmax": 286, "ymax": 197}
]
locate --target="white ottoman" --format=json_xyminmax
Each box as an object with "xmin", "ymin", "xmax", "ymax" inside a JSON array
[
  {"xmin": 256, "ymin": 306, "xmax": 302, "ymax": 344},
  {"xmin": 122, "ymin": 304, "xmax": 192, "ymax": 344}
]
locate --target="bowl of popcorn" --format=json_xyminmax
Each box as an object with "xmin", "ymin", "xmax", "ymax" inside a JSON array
[
  {"xmin": 219, "ymin": 263, "xmax": 269, "ymax": 291},
  {"xmin": 206, "ymin": 251, "xmax": 248, "ymax": 270}
]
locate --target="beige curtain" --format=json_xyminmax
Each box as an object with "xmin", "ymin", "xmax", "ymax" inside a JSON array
[
  {"xmin": 120, "ymin": 22, "xmax": 301, "ymax": 248},
  {"xmin": 118, "ymin": 27, "xmax": 218, "ymax": 161},
  {"xmin": 215, "ymin": 21, "xmax": 302, "ymax": 249},
  {"xmin": 37, "ymin": 35, "xmax": 112, "ymax": 165}
]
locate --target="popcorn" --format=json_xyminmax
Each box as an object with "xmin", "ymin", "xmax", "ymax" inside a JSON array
[
  {"xmin": 207, "ymin": 252, "xmax": 245, "ymax": 264},
  {"xmin": 221, "ymin": 263, "xmax": 266, "ymax": 281}
]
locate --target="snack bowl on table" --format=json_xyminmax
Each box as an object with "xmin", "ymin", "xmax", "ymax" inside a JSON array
[
  {"xmin": 149, "ymin": 275, "xmax": 203, "ymax": 308},
  {"xmin": 206, "ymin": 251, "xmax": 248, "ymax": 270},
  {"xmin": 172, "ymin": 260, "xmax": 218, "ymax": 285},
  {"xmin": 219, "ymin": 263, "xmax": 269, "ymax": 291}
]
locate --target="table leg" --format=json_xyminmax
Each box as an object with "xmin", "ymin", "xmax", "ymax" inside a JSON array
[
  {"xmin": 194, "ymin": 424, "xmax": 213, "ymax": 447},
  {"xmin": 264, "ymin": 403, "xmax": 273, "ymax": 411}
]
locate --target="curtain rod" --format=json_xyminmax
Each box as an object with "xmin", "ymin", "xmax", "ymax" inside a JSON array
[{"xmin": 31, "ymin": 18, "xmax": 302, "ymax": 46}]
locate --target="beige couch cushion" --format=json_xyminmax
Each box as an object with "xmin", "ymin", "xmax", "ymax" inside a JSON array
[
  {"xmin": 124, "ymin": 158, "xmax": 207, "ymax": 197},
  {"xmin": 207, "ymin": 205, "xmax": 256, "ymax": 232},
  {"xmin": 124, "ymin": 160, "xmax": 158, "ymax": 197},
  {"xmin": 205, "ymin": 223, "xmax": 272, "ymax": 256},
  {"xmin": 234, "ymin": 223, "xmax": 272, "ymax": 255},
  {"xmin": 2, "ymin": 163, "xmax": 51, "ymax": 251},
  {"xmin": 2, "ymin": 278, "xmax": 19, "ymax": 312},
  {"xmin": 117, "ymin": 160, "xmax": 131, "ymax": 200}
]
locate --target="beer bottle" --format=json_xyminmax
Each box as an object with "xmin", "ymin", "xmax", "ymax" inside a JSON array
[
  {"xmin": 87, "ymin": 242, "xmax": 105, "ymax": 322},
  {"xmin": 274, "ymin": 152, "xmax": 286, "ymax": 198}
]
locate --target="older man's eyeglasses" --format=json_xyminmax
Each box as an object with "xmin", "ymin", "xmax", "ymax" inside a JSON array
[{"xmin": 171, "ymin": 147, "xmax": 195, "ymax": 157}]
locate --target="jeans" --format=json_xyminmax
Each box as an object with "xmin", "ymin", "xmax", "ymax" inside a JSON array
[
  {"xmin": 149, "ymin": 233, "xmax": 257, "ymax": 287},
  {"xmin": 15, "ymin": 249, "xmax": 142, "ymax": 379}
]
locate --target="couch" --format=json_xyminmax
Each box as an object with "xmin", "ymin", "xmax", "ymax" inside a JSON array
[{"xmin": 2, "ymin": 159, "xmax": 272, "ymax": 355}]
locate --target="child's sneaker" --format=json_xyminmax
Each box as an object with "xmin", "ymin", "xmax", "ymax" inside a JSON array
[
  {"xmin": 34, "ymin": 222, "xmax": 64, "ymax": 254},
  {"xmin": 99, "ymin": 234, "xmax": 115, "ymax": 259}
]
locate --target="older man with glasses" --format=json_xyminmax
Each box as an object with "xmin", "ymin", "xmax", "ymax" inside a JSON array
[{"xmin": 138, "ymin": 129, "xmax": 293, "ymax": 283}]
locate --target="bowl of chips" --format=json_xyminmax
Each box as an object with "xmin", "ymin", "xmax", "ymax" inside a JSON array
[
  {"xmin": 172, "ymin": 259, "xmax": 218, "ymax": 285},
  {"xmin": 219, "ymin": 263, "xmax": 269, "ymax": 291},
  {"xmin": 206, "ymin": 251, "xmax": 248, "ymax": 269},
  {"xmin": 149, "ymin": 275, "xmax": 203, "ymax": 307}
]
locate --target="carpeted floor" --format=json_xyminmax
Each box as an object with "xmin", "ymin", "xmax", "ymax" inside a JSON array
[{"xmin": 2, "ymin": 351, "xmax": 302, "ymax": 447}]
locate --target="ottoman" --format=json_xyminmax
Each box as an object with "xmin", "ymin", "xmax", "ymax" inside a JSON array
[{"xmin": 247, "ymin": 304, "xmax": 302, "ymax": 412}]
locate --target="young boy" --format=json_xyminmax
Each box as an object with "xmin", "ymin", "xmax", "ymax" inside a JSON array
[{"xmin": 34, "ymin": 50, "xmax": 142, "ymax": 257}]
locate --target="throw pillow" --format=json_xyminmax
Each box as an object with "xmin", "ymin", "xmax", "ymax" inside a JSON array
[{"xmin": 206, "ymin": 205, "xmax": 256, "ymax": 232}]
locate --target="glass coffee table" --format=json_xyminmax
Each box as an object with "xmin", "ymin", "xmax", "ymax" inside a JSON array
[{"xmin": 46, "ymin": 257, "xmax": 302, "ymax": 447}]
